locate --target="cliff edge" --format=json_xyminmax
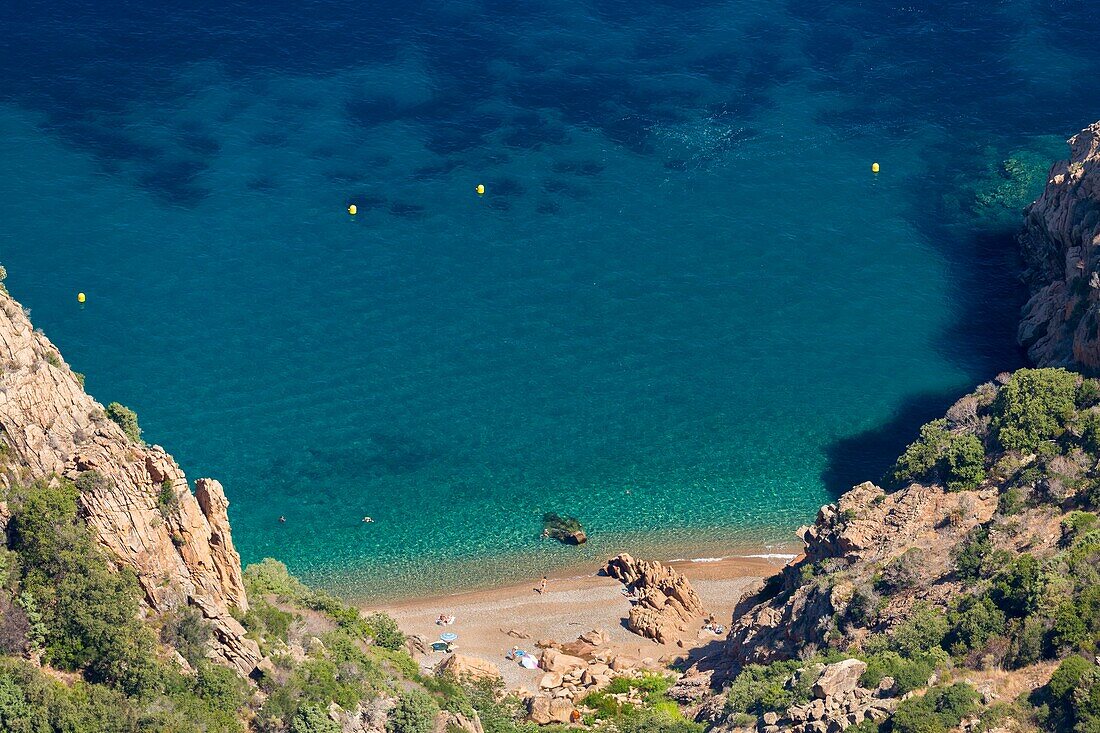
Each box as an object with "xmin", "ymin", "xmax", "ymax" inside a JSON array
[
  {"xmin": 1019, "ymin": 121, "xmax": 1100, "ymax": 369},
  {"xmin": 0, "ymin": 287, "xmax": 262, "ymax": 676}
]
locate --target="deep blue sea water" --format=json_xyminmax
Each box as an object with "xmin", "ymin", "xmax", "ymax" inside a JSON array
[{"xmin": 2, "ymin": 0, "xmax": 1099, "ymax": 599}]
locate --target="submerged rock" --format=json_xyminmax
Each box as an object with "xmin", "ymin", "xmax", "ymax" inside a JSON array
[{"xmin": 542, "ymin": 512, "xmax": 587, "ymax": 544}]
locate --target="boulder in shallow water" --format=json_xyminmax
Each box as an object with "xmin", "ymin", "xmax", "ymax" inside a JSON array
[{"xmin": 542, "ymin": 513, "xmax": 587, "ymax": 544}]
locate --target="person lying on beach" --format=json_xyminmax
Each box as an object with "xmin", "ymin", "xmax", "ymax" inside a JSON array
[
  {"xmin": 436, "ymin": 614, "xmax": 456, "ymax": 625},
  {"xmin": 506, "ymin": 646, "xmax": 519, "ymax": 660}
]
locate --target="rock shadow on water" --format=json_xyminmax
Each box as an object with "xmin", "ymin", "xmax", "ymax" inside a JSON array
[
  {"xmin": 137, "ymin": 158, "xmax": 211, "ymax": 207},
  {"xmin": 542, "ymin": 179, "xmax": 589, "ymax": 200},
  {"xmin": 502, "ymin": 111, "xmax": 570, "ymax": 150},
  {"xmin": 301, "ymin": 432, "xmax": 445, "ymax": 485},
  {"xmin": 820, "ymin": 390, "xmax": 969, "ymax": 499},
  {"xmin": 551, "ymin": 160, "xmax": 605, "ymax": 177},
  {"xmin": 411, "ymin": 160, "xmax": 460, "ymax": 181},
  {"xmin": 390, "ymin": 202, "xmax": 426, "ymax": 218}
]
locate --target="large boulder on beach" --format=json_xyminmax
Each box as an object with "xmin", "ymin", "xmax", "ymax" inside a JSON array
[
  {"xmin": 604, "ymin": 554, "xmax": 706, "ymax": 643},
  {"xmin": 528, "ymin": 696, "xmax": 575, "ymax": 724},
  {"xmin": 539, "ymin": 648, "xmax": 587, "ymax": 674},
  {"xmin": 436, "ymin": 654, "xmax": 502, "ymax": 683},
  {"xmin": 538, "ymin": 672, "xmax": 563, "ymax": 689},
  {"xmin": 578, "ymin": 629, "xmax": 608, "ymax": 646}
]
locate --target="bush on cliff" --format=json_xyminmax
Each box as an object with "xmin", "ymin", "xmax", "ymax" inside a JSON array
[
  {"xmin": 290, "ymin": 704, "xmax": 342, "ymax": 733},
  {"xmin": 890, "ymin": 682, "xmax": 980, "ymax": 733},
  {"xmin": 723, "ymin": 660, "xmax": 813, "ymax": 717},
  {"xmin": 386, "ymin": 688, "xmax": 439, "ymax": 733},
  {"xmin": 888, "ymin": 419, "xmax": 986, "ymax": 491},
  {"xmin": 1032, "ymin": 654, "xmax": 1100, "ymax": 733},
  {"xmin": 106, "ymin": 402, "xmax": 143, "ymax": 444},
  {"xmin": 243, "ymin": 558, "xmax": 405, "ymax": 650},
  {"xmin": 991, "ymin": 368, "xmax": 1077, "ymax": 453},
  {"xmin": 7, "ymin": 478, "xmax": 157, "ymax": 693}
]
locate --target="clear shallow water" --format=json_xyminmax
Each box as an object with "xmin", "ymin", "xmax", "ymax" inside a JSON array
[{"xmin": 1, "ymin": 0, "xmax": 1098, "ymax": 599}]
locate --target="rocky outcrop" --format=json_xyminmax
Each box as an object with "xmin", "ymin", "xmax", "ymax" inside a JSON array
[
  {"xmin": 604, "ymin": 554, "xmax": 707, "ymax": 643},
  {"xmin": 517, "ymin": 630, "xmax": 665, "ymax": 725},
  {"xmin": 672, "ymin": 478, "xmax": 997, "ymax": 694},
  {"xmin": 1019, "ymin": 120, "xmax": 1100, "ymax": 369},
  {"xmin": 328, "ymin": 697, "xmax": 395, "ymax": 733},
  {"xmin": 439, "ymin": 710, "xmax": 485, "ymax": 733},
  {"xmin": 706, "ymin": 660, "xmax": 899, "ymax": 733},
  {"xmin": 0, "ymin": 288, "xmax": 262, "ymax": 676},
  {"xmin": 435, "ymin": 653, "xmax": 503, "ymax": 683}
]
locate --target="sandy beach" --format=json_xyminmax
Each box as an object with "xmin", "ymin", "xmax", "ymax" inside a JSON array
[{"xmin": 366, "ymin": 554, "xmax": 794, "ymax": 689}]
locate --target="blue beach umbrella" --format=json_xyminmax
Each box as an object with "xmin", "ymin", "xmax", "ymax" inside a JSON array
[{"xmin": 440, "ymin": 632, "xmax": 458, "ymax": 642}]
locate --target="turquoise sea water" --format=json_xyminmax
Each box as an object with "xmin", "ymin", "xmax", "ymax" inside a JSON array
[{"xmin": 2, "ymin": 1, "xmax": 1098, "ymax": 599}]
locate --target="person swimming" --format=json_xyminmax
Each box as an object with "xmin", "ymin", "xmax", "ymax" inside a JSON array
[{"xmin": 362, "ymin": 516, "xmax": 374, "ymax": 523}]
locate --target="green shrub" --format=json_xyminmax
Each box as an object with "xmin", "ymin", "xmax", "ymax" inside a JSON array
[
  {"xmin": 386, "ymin": 688, "xmax": 439, "ymax": 733},
  {"xmin": 0, "ymin": 659, "xmax": 137, "ymax": 733},
  {"xmin": 991, "ymin": 368, "xmax": 1078, "ymax": 453},
  {"xmin": 953, "ymin": 527, "xmax": 999, "ymax": 582},
  {"xmin": 860, "ymin": 651, "xmax": 935, "ymax": 695},
  {"xmin": 244, "ymin": 558, "xmax": 311, "ymax": 599},
  {"xmin": 1036, "ymin": 654, "xmax": 1100, "ymax": 732},
  {"xmin": 847, "ymin": 583, "xmax": 882, "ymax": 626},
  {"xmin": 619, "ymin": 705, "xmax": 705, "ymax": 733},
  {"xmin": 74, "ymin": 470, "xmax": 111, "ymax": 494},
  {"xmin": 891, "ymin": 683, "xmax": 980, "ymax": 733},
  {"xmin": 724, "ymin": 660, "xmax": 810, "ymax": 716},
  {"xmin": 1079, "ymin": 379, "xmax": 1100, "ymax": 409},
  {"xmin": 943, "ymin": 434, "xmax": 986, "ymax": 491},
  {"xmin": 8, "ymin": 479, "xmax": 157, "ymax": 693},
  {"xmin": 989, "ymin": 554, "xmax": 1042, "ymax": 617},
  {"xmin": 1079, "ymin": 410, "xmax": 1100, "ymax": 455},
  {"xmin": 105, "ymin": 402, "xmax": 143, "ymax": 444},
  {"xmin": 1061, "ymin": 511, "xmax": 1098, "ymax": 546},
  {"xmin": 997, "ymin": 487, "xmax": 1025, "ymax": 516},
  {"xmin": 364, "ymin": 611, "xmax": 405, "ymax": 651},
  {"xmin": 946, "ymin": 596, "xmax": 1007, "ymax": 655},
  {"xmin": 240, "ymin": 596, "xmax": 295, "ymax": 652},
  {"xmin": 881, "ymin": 605, "xmax": 948, "ymax": 659},
  {"xmin": 161, "ymin": 606, "xmax": 212, "ymax": 667},
  {"xmin": 158, "ymin": 480, "xmax": 180, "ymax": 516},
  {"xmin": 291, "ymin": 704, "xmax": 342, "ymax": 733},
  {"xmin": 889, "ymin": 420, "xmax": 986, "ymax": 490}
]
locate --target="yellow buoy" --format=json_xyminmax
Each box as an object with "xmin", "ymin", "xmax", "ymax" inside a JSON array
[
  {"xmin": 77, "ymin": 292, "xmax": 86, "ymax": 304},
  {"xmin": 871, "ymin": 162, "xmax": 880, "ymax": 174},
  {"xmin": 475, "ymin": 184, "xmax": 485, "ymax": 196},
  {"xmin": 348, "ymin": 204, "xmax": 358, "ymax": 215}
]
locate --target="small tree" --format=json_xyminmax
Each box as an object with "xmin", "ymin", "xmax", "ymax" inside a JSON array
[
  {"xmin": 105, "ymin": 402, "xmax": 142, "ymax": 444},
  {"xmin": 291, "ymin": 704, "xmax": 341, "ymax": 733},
  {"xmin": 386, "ymin": 688, "xmax": 439, "ymax": 733},
  {"xmin": 992, "ymin": 368, "xmax": 1078, "ymax": 452}
]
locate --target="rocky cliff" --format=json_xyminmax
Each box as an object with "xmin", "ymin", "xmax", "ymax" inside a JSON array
[
  {"xmin": 671, "ymin": 367, "xmax": 1098, "ymax": 731},
  {"xmin": 1019, "ymin": 121, "xmax": 1100, "ymax": 369},
  {"xmin": 0, "ymin": 287, "xmax": 262, "ymax": 676}
]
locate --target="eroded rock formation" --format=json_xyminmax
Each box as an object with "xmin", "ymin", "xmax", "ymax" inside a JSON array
[
  {"xmin": 0, "ymin": 288, "xmax": 262, "ymax": 676},
  {"xmin": 1019, "ymin": 120, "xmax": 1100, "ymax": 369},
  {"xmin": 604, "ymin": 553, "xmax": 706, "ymax": 644}
]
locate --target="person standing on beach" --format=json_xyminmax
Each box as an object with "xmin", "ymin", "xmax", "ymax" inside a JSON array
[{"xmin": 537, "ymin": 576, "xmax": 547, "ymax": 594}]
